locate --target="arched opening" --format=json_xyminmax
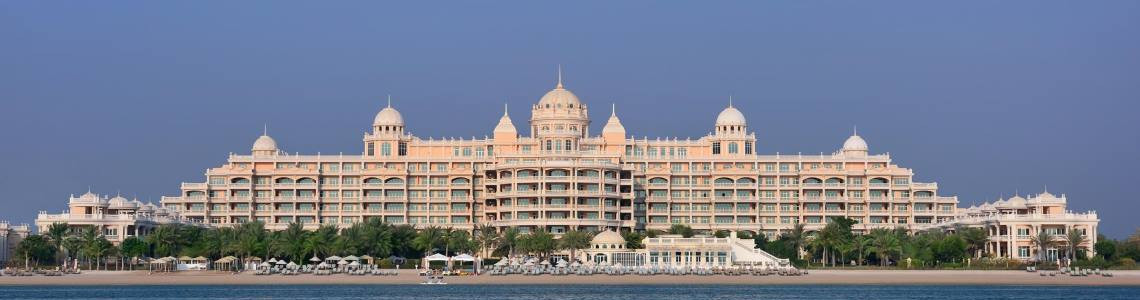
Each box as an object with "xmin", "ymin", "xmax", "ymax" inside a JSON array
[
  {"xmin": 648, "ymin": 177, "xmax": 668, "ymax": 184},
  {"xmin": 450, "ymin": 177, "xmax": 470, "ymax": 184},
  {"xmin": 384, "ymin": 178, "xmax": 405, "ymax": 184},
  {"xmin": 364, "ymin": 177, "xmax": 383, "ymax": 184},
  {"xmin": 714, "ymin": 178, "xmax": 734, "ymax": 185},
  {"xmin": 275, "ymin": 178, "xmax": 294, "ymax": 184},
  {"xmin": 230, "ymin": 178, "xmax": 250, "ymax": 184},
  {"xmin": 735, "ymin": 178, "xmax": 755, "ymax": 184}
]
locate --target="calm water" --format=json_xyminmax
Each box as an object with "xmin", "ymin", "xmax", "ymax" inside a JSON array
[{"xmin": 1, "ymin": 285, "xmax": 1137, "ymax": 299}]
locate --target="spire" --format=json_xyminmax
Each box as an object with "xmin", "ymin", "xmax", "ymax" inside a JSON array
[
  {"xmin": 386, "ymin": 94, "xmax": 392, "ymax": 108},
  {"xmin": 853, "ymin": 125, "xmax": 858, "ymax": 136},
  {"xmin": 503, "ymin": 102, "xmax": 509, "ymax": 117},
  {"xmin": 263, "ymin": 123, "xmax": 268, "ymax": 136},
  {"xmin": 556, "ymin": 64, "xmax": 563, "ymax": 89},
  {"xmin": 611, "ymin": 103, "xmax": 617, "ymax": 117},
  {"xmin": 728, "ymin": 95, "xmax": 734, "ymax": 108}
]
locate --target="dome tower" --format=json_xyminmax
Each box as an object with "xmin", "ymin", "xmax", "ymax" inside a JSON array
[{"xmin": 530, "ymin": 66, "xmax": 589, "ymax": 153}]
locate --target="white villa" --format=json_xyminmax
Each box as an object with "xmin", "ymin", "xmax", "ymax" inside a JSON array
[
  {"xmin": 34, "ymin": 191, "xmax": 200, "ymax": 244},
  {"xmin": 923, "ymin": 191, "xmax": 1099, "ymax": 261}
]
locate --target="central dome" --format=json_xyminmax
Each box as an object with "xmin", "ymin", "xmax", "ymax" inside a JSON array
[
  {"xmin": 715, "ymin": 105, "xmax": 747, "ymax": 126},
  {"xmin": 537, "ymin": 87, "xmax": 581, "ymax": 109}
]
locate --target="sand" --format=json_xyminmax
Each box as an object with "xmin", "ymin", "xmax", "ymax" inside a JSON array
[{"xmin": 1, "ymin": 269, "xmax": 1138, "ymax": 286}]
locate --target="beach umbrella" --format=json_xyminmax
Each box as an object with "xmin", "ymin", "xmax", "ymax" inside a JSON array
[
  {"xmin": 268, "ymin": 258, "xmax": 278, "ymax": 263},
  {"xmin": 193, "ymin": 256, "xmax": 207, "ymax": 262},
  {"xmin": 337, "ymin": 259, "xmax": 348, "ymax": 265},
  {"xmin": 326, "ymin": 255, "xmax": 342, "ymax": 261},
  {"xmin": 349, "ymin": 261, "xmax": 360, "ymax": 267},
  {"xmin": 344, "ymin": 255, "xmax": 360, "ymax": 261},
  {"xmin": 276, "ymin": 260, "xmax": 287, "ymax": 265},
  {"xmin": 557, "ymin": 260, "xmax": 568, "ymax": 268},
  {"xmin": 309, "ymin": 256, "xmax": 322, "ymax": 263},
  {"xmin": 494, "ymin": 259, "xmax": 508, "ymax": 266},
  {"xmin": 318, "ymin": 262, "xmax": 329, "ymax": 269},
  {"xmin": 540, "ymin": 259, "xmax": 551, "ymax": 265},
  {"xmin": 287, "ymin": 261, "xmax": 297, "ymax": 268},
  {"xmin": 361, "ymin": 255, "xmax": 374, "ymax": 265},
  {"xmin": 260, "ymin": 262, "xmax": 271, "ymax": 267}
]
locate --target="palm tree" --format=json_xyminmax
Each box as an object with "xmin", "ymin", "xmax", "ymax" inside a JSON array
[
  {"xmin": 785, "ymin": 223, "xmax": 807, "ymax": 259},
  {"xmin": 496, "ymin": 227, "xmax": 520, "ymax": 258},
  {"xmin": 957, "ymin": 226, "xmax": 988, "ymax": 258},
  {"xmin": 869, "ymin": 228, "xmax": 901, "ymax": 267},
  {"xmin": 233, "ymin": 221, "xmax": 266, "ymax": 268},
  {"xmin": 1030, "ymin": 231, "xmax": 1055, "ymax": 262},
  {"xmin": 146, "ymin": 224, "xmax": 182, "ymax": 257},
  {"xmin": 1066, "ymin": 230, "xmax": 1087, "ymax": 261},
  {"xmin": 272, "ymin": 222, "xmax": 308, "ymax": 263},
  {"xmin": 558, "ymin": 230, "xmax": 593, "ymax": 263},
  {"xmin": 446, "ymin": 230, "xmax": 475, "ymax": 255},
  {"xmin": 474, "ymin": 224, "xmax": 499, "ymax": 257},
  {"xmin": 412, "ymin": 226, "xmax": 445, "ymax": 256},
  {"xmin": 622, "ymin": 231, "xmax": 645, "ymax": 249},
  {"xmin": 519, "ymin": 229, "xmax": 556, "ymax": 259},
  {"xmin": 669, "ymin": 224, "xmax": 694, "ymax": 238},
  {"xmin": 46, "ymin": 222, "xmax": 70, "ymax": 265},
  {"xmin": 305, "ymin": 225, "xmax": 337, "ymax": 259}
]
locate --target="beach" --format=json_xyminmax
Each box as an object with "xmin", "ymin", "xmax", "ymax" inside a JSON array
[{"xmin": 1, "ymin": 269, "xmax": 1138, "ymax": 286}]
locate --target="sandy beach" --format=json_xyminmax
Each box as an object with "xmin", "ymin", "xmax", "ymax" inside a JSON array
[{"xmin": 1, "ymin": 269, "xmax": 1138, "ymax": 286}]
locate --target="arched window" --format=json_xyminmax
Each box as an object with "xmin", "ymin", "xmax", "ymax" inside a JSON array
[
  {"xmin": 364, "ymin": 177, "xmax": 383, "ymax": 184},
  {"xmin": 728, "ymin": 142, "xmax": 738, "ymax": 154},
  {"xmin": 275, "ymin": 178, "xmax": 294, "ymax": 184},
  {"xmin": 384, "ymin": 178, "xmax": 405, "ymax": 184},
  {"xmin": 715, "ymin": 178, "xmax": 734, "ymax": 184}
]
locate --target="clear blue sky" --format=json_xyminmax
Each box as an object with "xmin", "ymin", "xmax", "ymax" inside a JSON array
[{"xmin": 1, "ymin": 1, "xmax": 1137, "ymax": 237}]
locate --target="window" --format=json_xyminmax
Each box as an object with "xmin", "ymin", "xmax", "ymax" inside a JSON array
[
  {"xmin": 744, "ymin": 142, "xmax": 752, "ymax": 154},
  {"xmin": 367, "ymin": 143, "xmax": 375, "ymax": 156},
  {"xmin": 712, "ymin": 142, "xmax": 721, "ymax": 154},
  {"xmin": 546, "ymin": 140, "xmax": 553, "ymax": 151},
  {"xmin": 381, "ymin": 143, "xmax": 391, "ymax": 156},
  {"xmin": 398, "ymin": 142, "xmax": 407, "ymax": 156},
  {"xmin": 728, "ymin": 142, "xmax": 738, "ymax": 154}
]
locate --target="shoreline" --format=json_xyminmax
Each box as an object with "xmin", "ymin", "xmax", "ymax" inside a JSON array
[{"xmin": 1, "ymin": 270, "xmax": 1139, "ymax": 286}]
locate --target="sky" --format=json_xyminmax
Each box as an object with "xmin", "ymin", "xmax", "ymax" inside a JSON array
[{"xmin": 1, "ymin": 1, "xmax": 1137, "ymax": 238}]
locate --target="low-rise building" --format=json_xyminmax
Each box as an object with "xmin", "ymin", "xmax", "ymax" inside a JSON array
[
  {"xmin": 34, "ymin": 191, "xmax": 199, "ymax": 244},
  {"xmin": 923, "ymin": 191, "xmax": 1098, "ymax": 262},
  {"xmin": 580, "ymin": 230, "xmax": 790, "ymax": 268}
]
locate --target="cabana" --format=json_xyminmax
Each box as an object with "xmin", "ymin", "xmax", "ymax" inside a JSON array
[{"xmin": 423, "ymin": 253, "xmax": 450, "ymax": 271}]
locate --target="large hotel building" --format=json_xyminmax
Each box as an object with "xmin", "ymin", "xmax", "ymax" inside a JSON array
[
  {"xmin": 155, "ymin": 76, "xmax": 961, "ymax": 237},
  {"xmin": 34, "ymin": 74, "xmax": 1102, "ymax": 260}
]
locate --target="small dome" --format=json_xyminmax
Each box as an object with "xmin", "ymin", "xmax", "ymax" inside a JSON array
[
  {"xmin": 715, "ymin": 105, "xmax": 747, "ymax": 126},
  {"xmin": 109, "ymin": 196, "xmax": 139, "ymax": 209},
  {"xmin": 1005, "ymin": 196, "xmax": 1027, "ymax": 208},
  {"xmin": 373, "ymin": 106, "xmax": 404, "ymax": 126},
  {"xmin": 78, "ymin": 192, "xmax": 99, "ymax": 201},
  {"xmin": 252, "ymin": 134, "xmax": 278, "ymax": 151},
  {"xmin": 139, "ymin": 203, "xmax": 156, "ymax": 212},
  {"xmin": 591, "ymin": 230, "xmax": 625, "ymax": 245},
  {"xmin": 843, "ymin": 135, "xmax": 868, "ymax": 151}
]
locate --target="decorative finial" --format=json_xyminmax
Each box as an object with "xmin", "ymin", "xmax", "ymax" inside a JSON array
[
  {"xmin": 853, "ymin": 125, "xmax": 858, "ymax": 136},
  {"xmin": 503, "ymin": 102, "xmax": 509, "ymax": 117},
  {"xmin": 387, "ymin": 94, "xmax": 392, "ymax": 108},
  {"xmin": 728, "ymin": 95, "xmax": 734, "ymax": 108},
  {"xmin": 556, "ymin": 64, "xmax": 563, "ymax": 89},
  {"xmin": 611, "ymin": 103, "xmax": 617, "ymax": 117},
  {"xmin": 263, "ymin": 123, "xmax": 268, "ymax": 136}
]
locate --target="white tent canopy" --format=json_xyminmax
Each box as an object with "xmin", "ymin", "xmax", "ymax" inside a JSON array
[
  {"xmin": 424, "ymin": 253, "xmax": 450, "ymax": 262},
  {"xmin": 309, "ymin": 256, "xmax": 321, "ymax": 262},
  {"xmin": 452, "ymin": 254, "xmax": 476, "ymax": 262}
]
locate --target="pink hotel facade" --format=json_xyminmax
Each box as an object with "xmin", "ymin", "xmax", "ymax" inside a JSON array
[
  {"xmin": 158, "ymin": 77, "xmax": 962, "ymax": 237},
  {"xmin": 34, "ymin": 74, "xmax": 1101, "ymax": 260}
]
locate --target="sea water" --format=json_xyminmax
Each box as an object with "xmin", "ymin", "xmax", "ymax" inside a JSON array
[{"xmin": 1, "ymin": 284, "xmax": 1136, "ymax": 299}]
